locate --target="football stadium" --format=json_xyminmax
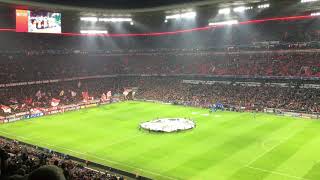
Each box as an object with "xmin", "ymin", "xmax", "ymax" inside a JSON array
[{"xmin": 1, "ymin": 0, "xmax": 320, "ymax": 180}]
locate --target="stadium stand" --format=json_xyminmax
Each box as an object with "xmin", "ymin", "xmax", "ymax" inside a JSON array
[
  {"xmin": 1, "ymin": 0, "xmax": 320, "ymax": 179},
  {"xmin": 0, "ymin": 138, "xmax": 124, "ymax": 180}
]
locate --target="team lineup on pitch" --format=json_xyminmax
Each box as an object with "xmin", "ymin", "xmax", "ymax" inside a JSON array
[{"xmin": 0, "ymin": 101, "xmax": 320, "ymax": 180}]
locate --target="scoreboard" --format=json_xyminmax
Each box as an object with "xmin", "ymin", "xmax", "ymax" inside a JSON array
[{"xmin": 16, "ymin": 9, "xmax": 61, "ymax": 33}]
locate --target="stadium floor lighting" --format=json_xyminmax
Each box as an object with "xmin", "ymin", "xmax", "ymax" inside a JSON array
[
  {"xmin": 80, "ymin": 30, "xmax": 108, "ymax": 34},
  {"xmin": 80, "ymin": 17, "xmax": 98, "ymax": 22}
]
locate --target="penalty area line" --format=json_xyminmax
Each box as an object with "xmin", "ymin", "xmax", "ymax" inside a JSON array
[
  {"xmin": 242, "ymin": 130, "xmax": 307, "ymax": 180},
  {"xmin": 246, "ymin": 166, "xmax": 310, "ymax": 180},
  {"xmin": 0, "ymin": 130, "xmax": 179, "ymax": 180},
  {"xmin": 245, "ymin": 130, "xmax": 298, "ymax": 166}
]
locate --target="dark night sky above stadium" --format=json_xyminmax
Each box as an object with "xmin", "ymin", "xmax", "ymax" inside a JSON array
[{"xmin": 32, "ymin": 0, "xmax": 205, "ymax": 9}]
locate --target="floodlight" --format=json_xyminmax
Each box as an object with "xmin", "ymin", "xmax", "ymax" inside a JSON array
[
  {"xmin": 98, "ymin": 18, "xmax": 132, "ymax": 22},
  {"xmin": 301, "ymin": 0, "xmax": 318, "ymax": 3},
  {"xmin": 80, "ymin": 30, "xmax": 108, "ymax": 34},
  {"xmin": 233, "ymin": 6, "xmax": 253, "ymax": 12},
  {"xmin": 209, "ymin": 20, "xmax": 239, "ymax": 26},
  {"xmin": 80, "ymin": 17, "xmax": 98, "ymax": 22},
  {"xmin": 258, "ymin": 4, "xmax": 270, "ymax": 9},
  {"xmin": 165, "ymin": 11, "xmax": 196, "ymax": 20},
  {"xmin": 182, "ymin": 12, "xmax": 196, "ymax": 18},
  {"xmin": 311, "ymin": 12, "xmax": 320, "ymax": 16},
  {"xmin": 218, "ymin": 8, "xmax": 231, "ymax": 15}
]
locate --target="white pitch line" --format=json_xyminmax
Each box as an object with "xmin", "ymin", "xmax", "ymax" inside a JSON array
[
  {"xmin": 0, "ymin": 130, "xmax": 178, "ymax": 180},
  {"xmin": 243, "ymin": 130, "xmax": 306, "ymax": 180},
  {"xmin": 245, "ymin": 131, "xmax": 298, "ymax": 166},
  {"xmin": 261, "ymin": 138, "xmax": 284, "ymax": 151},
  {"xmin": 84, "ymin": 166, "xmax": 105, "ymax": 174},
  {"xmin": 41, "ymin": 143, "xmax": 179, "ymax": 180},
  {"xmin": 247, "ymin": 166, "xmax": 310, "ymax": 180},
  {"xmin": 86, "ymin": 151, "xmax": 179, "ymax": 180},
  {"xmin": 102, "ymin": 134, "xmax": 143, "ymax": 148}
]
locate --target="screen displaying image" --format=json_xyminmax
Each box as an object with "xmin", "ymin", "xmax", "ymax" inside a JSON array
[
  {"xmin": 28, "ymin": 11, "xmax": 61, "ymax": 33},
  {"xmin": 16, "ymin": 9, "xmax": 61, "ymax": 33}
]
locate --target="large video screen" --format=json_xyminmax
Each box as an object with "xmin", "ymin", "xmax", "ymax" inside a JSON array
[{"xmin": 16, "ymin": 9, "xmax": 61, "ymax": 33}]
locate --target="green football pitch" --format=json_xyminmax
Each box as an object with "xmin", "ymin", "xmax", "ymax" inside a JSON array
[{"xmin": 1, "ymin": 101, "xmax": 320, "ymax": 180}]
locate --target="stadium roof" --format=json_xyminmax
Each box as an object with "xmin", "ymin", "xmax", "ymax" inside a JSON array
[{"xmin": 0, "ymin": 0, "xmax": 266, "ymax": 13}]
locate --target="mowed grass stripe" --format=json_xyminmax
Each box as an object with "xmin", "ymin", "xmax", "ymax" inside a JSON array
[
  {"xmin": 229, "ymin": 121, "xmax": 319, "ymax": 180},
  {"xmin": 304, "ymin": 162, "xmax": 320, "ymax": 180},
  {"xmin": 117, "ymin": 113, "xmax": 260, "ymax": 159},
  {"xmin": 262, "ymin": 122, "xmax": 320, "ymax": 180},
  {"xmin": 97, "ymin": 112, "xmax": 263, "ymax": 179},
  {"xmin": 189, "ymin": 117, "xmax": 306, "ymax": 180},
  {"xmin": 80, "ymin": 107, "xmax": 222, "ymax": 178},
  {"xmin": 120, "ymin": 113, "xmax": 270, "ymax": 179},
  {"xmin": 0, "ymin": 101, "xmax": 319, "ymax": 180},
  {"xmin": 162, "ymin": 115, "xmax": 294, "ymax": 179}
]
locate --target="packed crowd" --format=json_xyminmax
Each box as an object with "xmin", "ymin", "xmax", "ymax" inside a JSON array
[
  {"xmin": 1, "ymin": 77, "xmax": 320, "ymax": 116},
  {"xmin": 0, "ymin": 138, "xmax": 124, "ymax": 180},
  {"xmin": 0, "ymin": 78, "xmax": 118, "ymax": 116},
  {"xmin": 1, "ymin": 52, "xmax": 320, "ymax": 84},
  {"xmin": 122, "ymin": 52, "xmax": 320, "ymax": 77},
  {"xmin": 134, "ymin": 78, "xmax": 320, "ymax": 113}
]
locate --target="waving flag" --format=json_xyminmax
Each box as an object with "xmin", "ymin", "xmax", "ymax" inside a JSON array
[
  {"xmin": 1, "ymin": 105, "xmax": 11, "ymax": 113},
  {"xmin": 123, "ymin": 88, "xmax": 132, "ymax": 97},
  {"xmin": 59, "ymin": 90, "xmax": 64, "ymax": 96},
  {"xmin": 71, "ymin": 91, "xmax": 77, "ymax": 97},
  {"xmin": 51, "ymin": 98, "xmax": 60, "ymax": 107},
  {"xmin": 35, "ymin": 90, "xmax": 42, "ymax": 100},
  {"xmin": 9, "ymin": 104, "xmax": 19, "ymax": 110},
  {"xmin": 101, "ymin": 93, "xmax": 107, "ymax": 102},
  {"xmin": 78, "ymin": 81, "xmax": 82, "ymax": 88},
  {"xmin": 107, "ymin": 91, "xmax": 112, "ymax": 100},
  {"xmin": 82, "ymin": 91, "xmax": 89, "ymax": 102}
]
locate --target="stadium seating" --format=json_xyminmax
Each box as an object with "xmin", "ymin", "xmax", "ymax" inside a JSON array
[
  {"xmin": 0, "ymin": 138, "xmax": 124, "ymax": 180},
  {"xmin": 1, "ymin": 2, "xmax": 320, "ymax": 180}
]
